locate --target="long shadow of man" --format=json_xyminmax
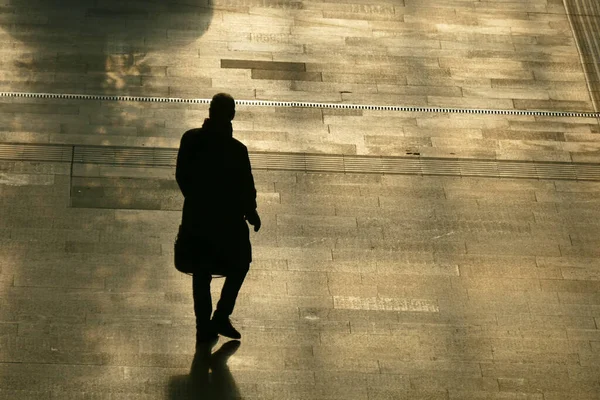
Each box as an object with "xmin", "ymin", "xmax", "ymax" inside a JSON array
[{"xmin": 168, "ymin": 340, "xmax": 242, "ymax": 400}]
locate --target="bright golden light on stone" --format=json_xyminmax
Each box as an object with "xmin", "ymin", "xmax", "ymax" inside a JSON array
[{"xmin": 1, "ymin": 0, "xmax": 600, "ymax": 399}]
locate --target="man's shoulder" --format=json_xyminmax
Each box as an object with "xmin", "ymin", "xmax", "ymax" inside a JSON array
[
  {"xmin": 182, "ymin": 128, "xmax": 203, "ymax": 139},
  {"xmin": 180, "ymin": 128, "xmax": 248, "ymax": 153},
  {"xmin": 230, "ymin": 137, "xmax": 248, "ymax": 151},
  {"xmin": 180, "ymin": 128, "xmax": 206, "ymax": 146}
]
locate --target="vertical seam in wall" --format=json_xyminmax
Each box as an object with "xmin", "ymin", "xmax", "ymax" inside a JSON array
[{"xmin": 562, "ymin": 0, "xmax": 600, "ymax": 112}]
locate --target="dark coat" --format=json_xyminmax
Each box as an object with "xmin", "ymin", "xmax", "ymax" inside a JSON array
[{"xmin": 176, "ymin": 119, "xmax": 257, "ymax": 266}]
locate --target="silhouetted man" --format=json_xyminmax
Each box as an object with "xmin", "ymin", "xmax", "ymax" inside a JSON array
[{"xmin": 176, "ymin": 93, "xmax": 261, "ymax": 343}]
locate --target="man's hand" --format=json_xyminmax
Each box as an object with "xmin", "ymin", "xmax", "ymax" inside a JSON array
[{"xmin": 246, "ymin": 209, "xmax": 261, "ymax": 232}]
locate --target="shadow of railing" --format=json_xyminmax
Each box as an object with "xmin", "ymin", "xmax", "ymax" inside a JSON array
[{"xmin": 2, "ymin": 142, "xmax": 600, "ymax": 183}]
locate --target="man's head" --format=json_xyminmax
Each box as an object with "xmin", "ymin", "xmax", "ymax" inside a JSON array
[{"xmin": 209, "ymin": 93, "xmax": 236, "ymax": 122}]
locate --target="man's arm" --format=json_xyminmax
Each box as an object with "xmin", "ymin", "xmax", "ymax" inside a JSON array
[{"xmin": 242, "ymin": 147, "xmax": 261, "ymax": 232}]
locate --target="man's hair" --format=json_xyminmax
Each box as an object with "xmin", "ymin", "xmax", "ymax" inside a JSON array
[{"xmin": 209, "ymin": 93, "xmax": 236, "ymax": 122}]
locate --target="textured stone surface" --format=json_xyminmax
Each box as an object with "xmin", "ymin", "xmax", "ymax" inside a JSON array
[
  {"xmin": 0, "ymin": 0, "xmax": 599, "ymax": 161},
  {"xmin": 2, "ymin": 162, "xmax": 600, "ymax": 398},
  {"xmin": 1, "ymin": 0, "xmax": 600, "ymax": 399}
]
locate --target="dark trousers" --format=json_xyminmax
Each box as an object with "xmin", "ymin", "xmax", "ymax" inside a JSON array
[{"xmin": 192, "ymin": 265, "xmax": 249, "ymax": 331}]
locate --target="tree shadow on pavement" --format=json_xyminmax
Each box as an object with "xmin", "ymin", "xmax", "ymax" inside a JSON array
[{"xmin": 1, "ymin": 0, "xmax": 213, "ymax": 96}]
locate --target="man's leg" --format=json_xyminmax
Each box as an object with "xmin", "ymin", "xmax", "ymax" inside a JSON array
[
  {"xmin": 192, "ymin": 271, "xmax": 215, "ymax": 342},
  {"xmin": 212, "ymin": 264, "xmax": 249, "ymax": 339}
]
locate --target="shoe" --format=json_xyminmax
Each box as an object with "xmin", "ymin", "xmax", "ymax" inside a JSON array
[
  {"xmin": 196, "ymin": 325, "xmax": 219, "ymax": 347},
  {"xmin": 211, "ymin": 316, "xmax": 241, "ymax": 339},
  {"xmin": 195, "ymin": 333, "xmax": 218, "ymax": 355}
]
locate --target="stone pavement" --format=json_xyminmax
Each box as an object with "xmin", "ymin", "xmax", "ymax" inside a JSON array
[{"xmin": 1, "ymin": 0, "xmax": 600, "ymax": 399}]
